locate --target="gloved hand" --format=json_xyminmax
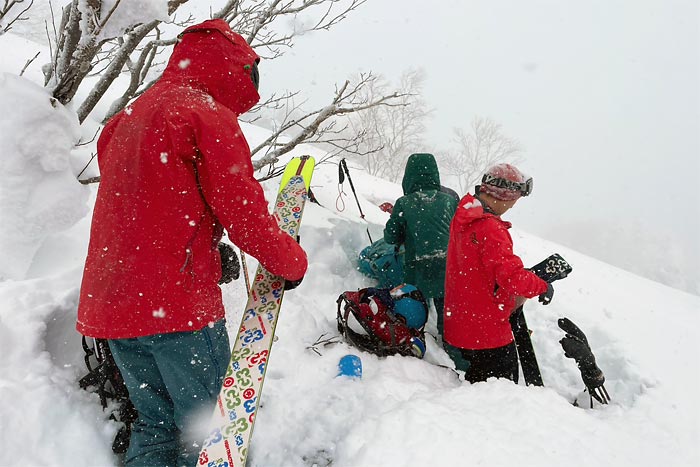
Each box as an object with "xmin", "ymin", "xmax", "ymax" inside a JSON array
[
  {"xmin": 558, "ymin": 318, "xmax": 610, "ymax": 407},
  {"xmin": 284, "ymin": 276, "xmax": 304, "ymax": 291},
  {"xmin": 538, "ymin": 283, "xmax": 554, "ymax": 305},
  {"xmin": 217, "ymin": 243, "xmax": 240, "ymax": 285}
]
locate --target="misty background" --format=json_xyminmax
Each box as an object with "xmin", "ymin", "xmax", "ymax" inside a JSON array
[
  {"xmin": 261, "ymin": 0, "xmax": 700, "ymax": 295},
  {"xmin": 9, "ymin": 0, "xmax": 699, "ymax": 295}
]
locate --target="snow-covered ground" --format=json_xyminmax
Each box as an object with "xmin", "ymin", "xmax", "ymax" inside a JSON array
[{"xmin": 1, "ymin": 30, "xmax": 699, "ymax": 467}]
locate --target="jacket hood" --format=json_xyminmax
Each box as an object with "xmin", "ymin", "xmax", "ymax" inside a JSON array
[
  {"xmin": 452, "ymin": 194, "xmax": 511, "ymax": 230},
  {"xmin": 161, "ymin": 19, "xmax": 260, "ymax": 115},
  {"xmin": 401, "ymin": 153, "xmax": 441, "ymax": 194}
]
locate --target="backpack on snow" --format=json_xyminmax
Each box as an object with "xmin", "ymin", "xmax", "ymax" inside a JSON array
[
  {"xmin": 357, "ymin": 238, "xmax": 405, "ymax": 289},
  {"xmin": 336, "ymin": 286, "xmax": 427, "ymax": 358}
]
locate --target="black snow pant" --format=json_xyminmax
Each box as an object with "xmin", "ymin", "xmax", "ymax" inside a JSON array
[{"xmin": 461, "ymin": 341, "xmax": 519, "ymax": 384}]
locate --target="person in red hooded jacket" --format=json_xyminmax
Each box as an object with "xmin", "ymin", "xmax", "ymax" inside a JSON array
[
  {"xmin": 76, "ymin": 20, "xmax": 307, "ymax": 466},
  {"xmin": 443, "ymin": 163, "xmax": 553, "ymax": 384}
]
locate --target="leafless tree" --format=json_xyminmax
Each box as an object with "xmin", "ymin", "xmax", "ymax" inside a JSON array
[
  {"xmin": 343, "ymin": 68, "xmax": 431, "ymax": 182},
  {"xmin": 440, "ymin": 116, "xmax": 522, "ymax": 194},
  {"xmin": 45, "ymin": 0, "xmax": 368, "ymax": 121},
  {"xmin": 0, "ymin": 0, "xmax": 34, "ymax": 34},
  {"xmin": 40, "ymin": 0, "xmax": 406, "ymax": 182},
  {"xmin": 253, "ymin": 72, "xmax": 410, "ymax": 180}
]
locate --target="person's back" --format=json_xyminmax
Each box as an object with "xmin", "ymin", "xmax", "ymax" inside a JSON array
[
  {"xmin": 384, "ymin": 153, "xmax": 458, "ymax": 335},
  {"xmin": 385, "ymin": 153, "xmax": 457, "ymax": 297}
]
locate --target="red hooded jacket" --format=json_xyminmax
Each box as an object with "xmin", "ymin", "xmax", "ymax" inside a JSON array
[
  {"xmin": 77, "ymin": 20, "xmax": 307, "ymax": 339},
  {"xmin": 443, "ymin": 194, "xmax": 547, "ymax": 350}
]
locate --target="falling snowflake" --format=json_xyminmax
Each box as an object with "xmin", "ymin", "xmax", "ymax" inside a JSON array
[{"xmin": 153, "ymin": 308, "xmax": 166, "ymax": 318}]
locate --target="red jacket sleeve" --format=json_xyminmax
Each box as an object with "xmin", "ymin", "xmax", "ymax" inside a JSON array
[
  {"xmin": 479, "ymin": 220, "xmax": 548, "ymax": 301},
  {"xmin": 187, "ymin": 110, "xmax": 307, "ymax": 281}
]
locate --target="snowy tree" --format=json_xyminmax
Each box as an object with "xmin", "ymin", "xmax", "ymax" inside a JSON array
[
  {"xmin": 39, "ymin": 0, "xmax": 406, "ymax": 179},
  {"xmin": 252, "ymin": 72, "xmax": 411, "ymax": 180},
  {"xmin": 439, "ymin": 116, "xmax": 522, "ymax": 194},
  {"xmin": 0, "ymin": 0, "xmax": 34, "ymax": 35},
  {"xmin": 344, "ymin": 68, "xmax": 431, "ymax": 182}
]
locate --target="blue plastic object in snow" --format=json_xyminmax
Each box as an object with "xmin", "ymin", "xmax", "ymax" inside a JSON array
[{"xmin": 337, "ymin": 354, "xmax": 363, "ymax": 379}]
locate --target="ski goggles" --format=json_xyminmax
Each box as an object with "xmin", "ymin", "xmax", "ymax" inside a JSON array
[
  {"xmin": 245, "ymin": 61, "xmax": 260, "ymax": 91},
  {"xmin": 482, "ymin": 173, "xmax": 533, "ymax": 197}
]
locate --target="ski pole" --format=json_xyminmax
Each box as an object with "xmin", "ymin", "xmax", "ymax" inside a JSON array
[{"xmin": 339, "ymin": 159, "xmax": 373, "ymax": 244}]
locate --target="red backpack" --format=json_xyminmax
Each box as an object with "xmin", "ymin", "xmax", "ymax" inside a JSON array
[{"xmin": 336, "ymin": 287, "xmax": 427, "ymax": 358}]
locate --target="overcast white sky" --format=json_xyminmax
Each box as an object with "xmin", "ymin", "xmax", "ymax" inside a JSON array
[
  {"xmin": 11, "ymin": 0, "xmax": 699, "ymax": 293},
  {"xmin": 262, "ymin": 0, "xmax": 700, "ymax": 293}
]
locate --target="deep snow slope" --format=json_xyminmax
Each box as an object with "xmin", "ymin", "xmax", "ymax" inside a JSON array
[
  {"xmin": 240, "ymin": 159, "xmax": 700, "ymax": 467},
  {"xmin": 0, "ymin": 80, "xmax": 697, "ymax": 465}
]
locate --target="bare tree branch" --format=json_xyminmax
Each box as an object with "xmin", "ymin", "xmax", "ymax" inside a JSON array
[
  {"xmin": 19, "ymin": 51, "xmax": 40, "ymax": 76},
  {"xmin": 440, "ymin": 117, "xmax": 523, "ymax": 193},
  {"xmin": 42, "ymin": 0, "xmax": 404, "ymax": 183},
  {"xmin": 0, "ymin": 0, "xmax": 34, "ymax": 35},
  {"xmin": 249, "ymin": 73, "xmax": 407, "ymax": 171},
  {"xmin": 341, "ymin": 69, "xmax": 431, "ymax": 181}
]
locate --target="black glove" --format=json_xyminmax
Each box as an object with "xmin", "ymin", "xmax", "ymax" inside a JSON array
[
  {"xmin": 538, "ymin": 283, "xmax": 554, "ymax": 305},
  {"xmin": 284, "ymin": 276, "xmax": 304, "ymax": 291},
  {"xmin": 217, "ymin": 243, "xmax": 240, "ymax": 285},
  {"xmin": 558, "ymin": 318, "xmax": 610, "ymax": 407}
]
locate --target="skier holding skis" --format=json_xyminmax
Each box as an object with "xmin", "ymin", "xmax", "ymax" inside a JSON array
[
  {"xmin": 76, "ymin": 20, "xmax": 306, "ymax": 467},
  {"xmin": 443, "ymin": 163, "xmax": 553, "ymax": 383},
  {"xmin": 384, "ymin": 153, "xmax": 458, "ymax": 338}
]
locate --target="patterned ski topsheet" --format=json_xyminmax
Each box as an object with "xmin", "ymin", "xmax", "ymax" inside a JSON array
[
  {"xmin": 198, "ymin": 156, "xmax": 315, "ymax": 467},
  {"xmin": 530, "ymin": 253, "xmax": 572, "ymax": 283}
]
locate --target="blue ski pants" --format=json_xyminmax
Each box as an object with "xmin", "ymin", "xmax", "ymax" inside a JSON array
[{"xmin": 109, "ymin": 320, "xmax": 230, "ymax": 467}]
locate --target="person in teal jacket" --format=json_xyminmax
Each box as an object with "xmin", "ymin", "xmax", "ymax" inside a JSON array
[{"xmin": 383, "ymin": 153, "xmax": 458, "ymax": 338}]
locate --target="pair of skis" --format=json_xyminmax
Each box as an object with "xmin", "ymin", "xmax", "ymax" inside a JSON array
[
  {"xmin": 510, "ymin": 254, "xmax": 572, "ymax": 386},
  {"xmin": 198, "ymin": 156, "xmax": 315, "ymax": 467},
  {"xmin": 511, "ymin": 254, "xmax": 610, "ymax": 406}
]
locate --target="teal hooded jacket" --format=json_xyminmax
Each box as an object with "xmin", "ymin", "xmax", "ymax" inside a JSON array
[{"xmin": 384, "ymin": 153, "xmax": 459, "ymax": 298}]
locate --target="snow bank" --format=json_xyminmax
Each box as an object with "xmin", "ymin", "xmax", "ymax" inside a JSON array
[{"xmin": 0, "ymin": 73, "xmax": 89, "ymax": 280}]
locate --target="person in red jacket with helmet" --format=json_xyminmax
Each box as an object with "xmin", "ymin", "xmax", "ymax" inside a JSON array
[
  {"xmin": 443, "ymin": 163, "xmax": 553, "ymax": 384},
  {"xmin": 76, "ymin": 20, "xmax": 307, "ymax": 466}
]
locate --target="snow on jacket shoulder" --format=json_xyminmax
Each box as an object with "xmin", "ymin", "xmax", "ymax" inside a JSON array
[
  {"xmin": 77, "ymin": 20, "xmax": 307, "ymax": 339},
  {"xmin": 443, "ymin": 194, "xmax": 547, "ymax": 350}
]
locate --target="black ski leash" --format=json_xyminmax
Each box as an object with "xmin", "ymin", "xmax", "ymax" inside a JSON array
[
  {"xmin": 558, "ymin": 317, "xmax": 611, "ymax": 408},
  {"xmin": 338, "ymin": 158, "xmax": 373, "ymax": 244}
]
